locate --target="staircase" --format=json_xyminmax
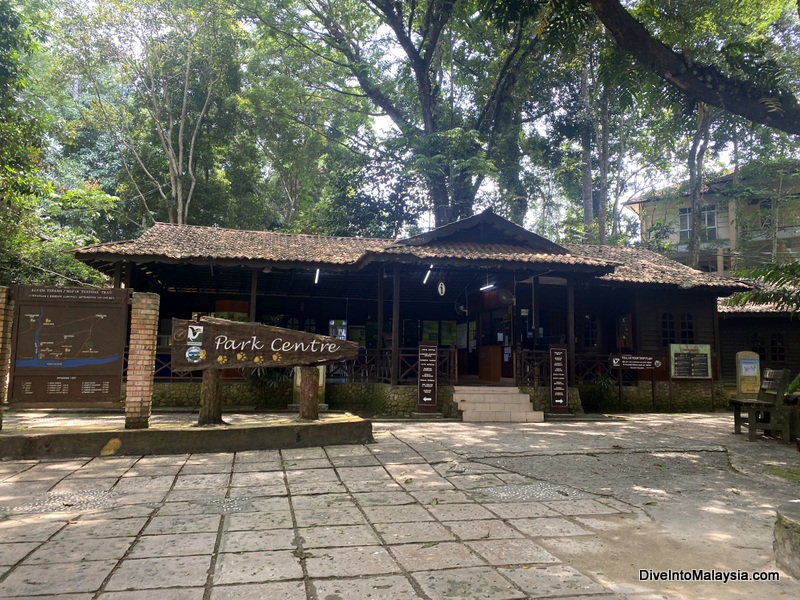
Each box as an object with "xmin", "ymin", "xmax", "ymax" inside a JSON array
[{"xmin": 454, "ymin": 386, "xmax": 544, "ymax": 423}]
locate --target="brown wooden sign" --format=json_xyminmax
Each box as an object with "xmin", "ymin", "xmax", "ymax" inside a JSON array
[{"xmin": 171, "ymin": 317, "xmax": 359, "ymax": 372}]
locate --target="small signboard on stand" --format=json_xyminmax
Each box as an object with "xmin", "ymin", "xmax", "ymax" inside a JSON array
[
  {"xmin": 550, "ymin": 346, "xmax": 568, "ymax": 413},
  {"xmin": 610, "ymin": 354, "xmax": 662, "ymax": 410},
  {"xmin": 418, "ymin": 344, "xmax": 438, "ymax": 412}
]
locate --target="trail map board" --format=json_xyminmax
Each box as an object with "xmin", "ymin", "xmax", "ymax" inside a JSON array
[{"xmin": 10, "ymin": 286, "xmax": 130, "ymax": 405}]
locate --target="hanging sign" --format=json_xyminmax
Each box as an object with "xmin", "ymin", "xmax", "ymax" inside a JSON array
[{"xmin": 171, "ymin": 317, "xmax": 359, "ymax": 371}]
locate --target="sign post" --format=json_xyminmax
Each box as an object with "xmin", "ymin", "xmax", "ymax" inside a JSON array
[
  {"xmin": 418, "ymin": 344, "xmax": 438, "ymax": 412},
  {"xmin": 172, "ymin": 317, "xmax": 359, "ymax": 423},
  {"xmin": 550, "ymin": 346, "xmax": 568, "ymax": 413},
  {"xmin": 609, "ymin": 354, "xmax": 663, "ymax": 410}
]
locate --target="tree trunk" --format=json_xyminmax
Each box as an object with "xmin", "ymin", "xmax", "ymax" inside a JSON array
[
  {"xmin": 298, "ymin": 366, "xmax": 320, "ymax": 420},
  {"xmin": 580, "ymin": 66, "xmax": 594, "ymax": 243},
  {"xmin": 197, "ymin": 368, "xmax": 224, "ymax": 426},
  {"xmin": 581, "ymin": 123, "xmax": 594, "ymax": 243},
  {"xmin": 687, "ymin": 105, "xmax": 713, "ymax": 269},
  {"xmin": 597, "ymin": 90, "xmax": 610, "ymax": 244}
]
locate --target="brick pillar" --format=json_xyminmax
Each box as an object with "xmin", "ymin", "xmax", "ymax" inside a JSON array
[
  {"xmin": 0, "ymin": 287, "xmax": 13, "ymax": 430},
  {"xmin": 125, "ymin": 292, "xmax": 160, "ymax": 429}
]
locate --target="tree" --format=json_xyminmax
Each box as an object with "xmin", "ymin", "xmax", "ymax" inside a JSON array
[
  {"xmin": 245, "ymin": 0, "xmax": 543, "ymax": 226},
  {"xmin": 58, "ymin": 0, "xmax": 245, "ymax": 225}
]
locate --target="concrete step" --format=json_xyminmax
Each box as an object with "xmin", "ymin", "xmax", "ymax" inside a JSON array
[
  {"xmin": 454, "ymin": 386, "xmax": 544, "ymax": 423},
  {"xmin": 457, "ymin": 400, "xmax": 534, "ymax": 412},
  {"xmin": 462, "ymin": 410, "xmax": 544, "ymax": 423}
]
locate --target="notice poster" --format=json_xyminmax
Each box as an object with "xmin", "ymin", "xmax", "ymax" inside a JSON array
[{"xmin": 670, "ymin": 344, "xmax": 712, "ymax": 379}]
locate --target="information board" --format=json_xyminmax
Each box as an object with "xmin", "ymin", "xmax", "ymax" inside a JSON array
[
  {"xmin": 670, "ymin": 343, "xmax": 712, "ymax": 379},
  {"xmin": 418, "ymin": 344, "xmax": 438, "ymax": 412},
  {"xmin": 10, "ymin": 286, "xmax": 130, "ymax": 405},
  {"xmin": 550, "ymin": 346, "xmax": 568, "ymax": 410},
  {"xmin": 610, "ymin": 355, "xmax": 661, "ymax": 370}
]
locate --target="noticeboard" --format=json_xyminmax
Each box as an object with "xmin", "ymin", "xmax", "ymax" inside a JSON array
[
  {"xmin": 9, "ymin": 286, "xmax": 130, "ymax": 405},
  {"xmin": 670, "ymin": 343, "xmax": 712, "ymax": 379}
]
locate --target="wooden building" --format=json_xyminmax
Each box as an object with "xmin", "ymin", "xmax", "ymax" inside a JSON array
[
  {"xmin": 73, "ymin": 211, "xmax": 748, "ymax": 411},
  {"xmin": 718, "ymin": 301, "xmax": 800, "ymax": 383}
]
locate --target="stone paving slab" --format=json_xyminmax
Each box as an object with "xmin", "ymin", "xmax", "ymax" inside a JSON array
[{"xmin": 1, "ymin": 412, "xmax": 799, "ymax": 598}]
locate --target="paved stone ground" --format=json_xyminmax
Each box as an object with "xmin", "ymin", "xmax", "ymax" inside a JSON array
[{"xmin": 0, "ymin": 412, "xmax": 799, "ymax": 599}]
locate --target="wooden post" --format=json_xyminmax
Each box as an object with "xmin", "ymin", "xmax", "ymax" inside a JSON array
[
  {"xmin": 197, "ymin": 368, "xmax": 224, "ymax": 426},
  {"xmin": 298, "ymin": 365, "xmax": 320, "ymax": 420},
  {"xmin": 249, "ymin": 269, "xmax": 258, "ymax": 322},
  {"xmin": 567, "ymin": 281, "xmax": 576, "ymax": 385},
  {"xmin": 391, "ymin": 265, "xmax": 400, "ymax": 385},
  {"xmin": 377, "ymin": 268, "xmax": 384, "ymax": 353}
]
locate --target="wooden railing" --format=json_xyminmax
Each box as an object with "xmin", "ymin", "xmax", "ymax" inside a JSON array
[{"xmin": 516, "ymin": 349, "xmax": 613, "ymax": 386}]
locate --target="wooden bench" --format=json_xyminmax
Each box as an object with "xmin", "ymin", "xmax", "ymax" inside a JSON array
[{"xmin": 731, "ymin": 369, "xmax": 794, "ymax": 442}]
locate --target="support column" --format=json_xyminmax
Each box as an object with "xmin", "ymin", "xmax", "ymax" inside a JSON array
[
  {"xmin": 377, "ymin": 268, "xmax": 384, "ymax": 353},
  {"xmin": 125, "ymin": 292, "xmax": 160, "ymax": 429},
  {"xmin": 567, "ymin": 281, "xmax": 576, "ymax": 385},
  {"xmin": 0, "ymin": 287, "xmax": 13, "ymax": 430},
  {"xmin": 249, "ymin": 269, "xmax": 258, "ymax": 322},
  {"xmin": 391, "ymin": 265, "xmax": 400, "ymax": 385}
]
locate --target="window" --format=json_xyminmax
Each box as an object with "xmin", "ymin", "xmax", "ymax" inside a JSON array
[
  {"xmin": 286, "ymin": 317, "xmax": 299, "ymax": 330},
  {"xmin": 679, "ymin": 208, "xmax": 691, "ymax": 241},
  {"xmin": 751, "ymin": 333, "xmax": 766, "ymax": 361},
  {"xmin": 661, "ymin": 313, "xmax": 676, "ymax": 347},
  {"xmin": 702, "ymin": 205, "xmax": 717, "ymax": 241},
  {"xmin": 583, "ymin": 315, "xmax": 598, "ymax": 349},
  {"xmin": 303, "ymin": 318, "xmax": 316, "ymax": 333},
  {"xmin": 771, "ymin": 333, "xmax": 786, "ymax": 362},
  {"xmin": 680, "ymin": 313, "xmax": 694, "ymax": 343}
]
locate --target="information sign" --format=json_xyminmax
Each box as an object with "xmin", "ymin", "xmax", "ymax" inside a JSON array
[
  {"xmin": 418, "ymin": 344, "xmax": 438, "ymax": 411},
  {"xmin": 9, "ymin": 286, "xmax": 130, "ymax": 405},
  {"xmin": 670, "ymin": 344, "xmax": 712, "ymax": 379},
  {"xmin": 171, "ymin": 317, "xmax": 359, "ymax": 371},
  {"xmin": 610, "ymin": 354, "xmax": 660, "ymax": 370},
  {"xmin": 550, "ymin": 346, "xmax": 568, "ymax": 410}
]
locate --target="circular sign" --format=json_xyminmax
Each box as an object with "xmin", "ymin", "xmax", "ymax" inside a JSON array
[
  {"xmin": 654, "ymin": 360, "xmax": 662, "ymax": 368},
  {"xmin": 437, "ymin": 281, "xmax": 446, "ymax": 296},
  {"xmin": 185, "ymin": 346, "xmax": 203, "ymax": 363}
]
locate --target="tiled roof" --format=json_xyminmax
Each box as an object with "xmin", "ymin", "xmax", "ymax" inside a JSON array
[
  {"xmin": 73, "ymin": 222, "xmax": 749, "ymax": 291},
  {"xmin": 566, "ymin": 244, "xmax": 750, "ymax": 290},
  {"xmin": 74, "ymin": 223, "xmax": 391, "ymax": 266},
  {"xmin": 380, "ymin": 241, "xmax": 612, "ymax": 268},
  {"xmin": 717, "ymin": 299, "xmax": 789, "ymax": 314}
]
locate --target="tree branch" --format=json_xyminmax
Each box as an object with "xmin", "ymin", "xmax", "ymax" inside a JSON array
[{"xmin": 589, "ymin": 0, "xmax": 800, "ymax": 135}]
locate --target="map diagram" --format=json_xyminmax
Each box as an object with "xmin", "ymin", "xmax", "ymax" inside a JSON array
[{"xmin": 14, "ymin": 306, "xmax": 122, "ymax": 369}]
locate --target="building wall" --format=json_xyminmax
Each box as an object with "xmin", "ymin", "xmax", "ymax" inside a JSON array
[{"xmin": 719, "ymin": 315, "xmax": 800, "ymax": 381}]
